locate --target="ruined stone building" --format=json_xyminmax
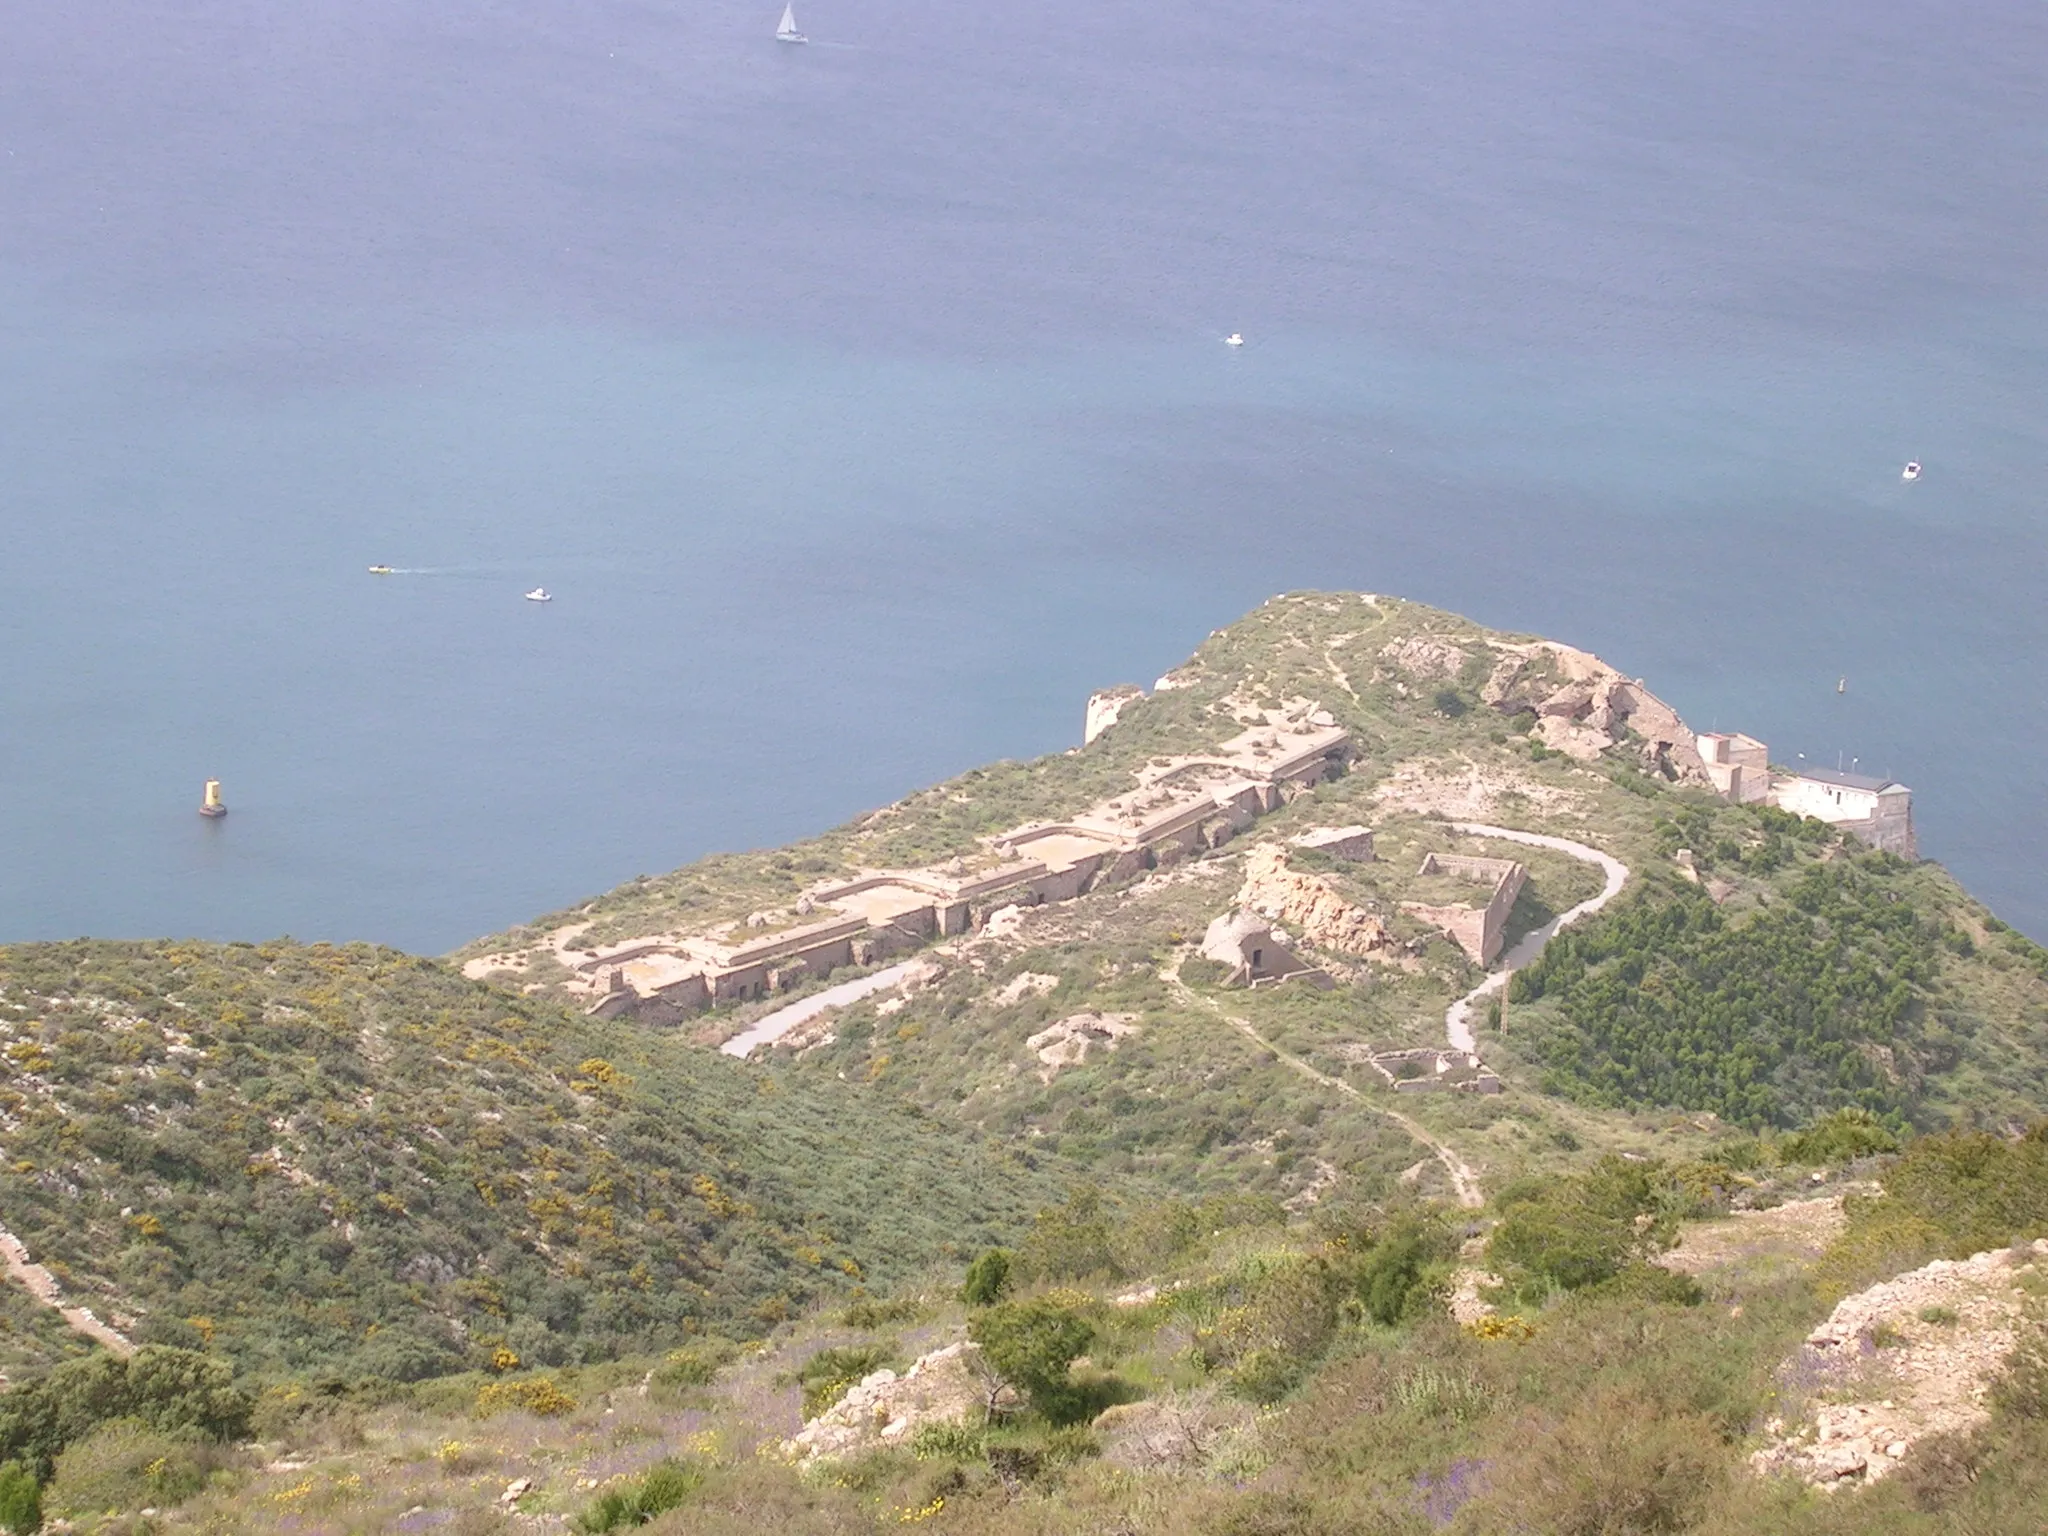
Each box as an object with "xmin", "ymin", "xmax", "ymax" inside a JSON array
[
  {"xmin": 1401, "ymin": 853, "xmax": 1527, "ymax": 967},
  {"xmin": 569, "ymin": 709, "xmax": 1355, "ymax": 1021},
  {"xmin": 1696, "ymin": 732, "xmax": 1770, "ymax": 804}
]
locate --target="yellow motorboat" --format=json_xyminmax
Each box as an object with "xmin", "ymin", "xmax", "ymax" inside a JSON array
[{"xmin": 368, "ymin": 565, "xmax": 395, "ymax": 574}]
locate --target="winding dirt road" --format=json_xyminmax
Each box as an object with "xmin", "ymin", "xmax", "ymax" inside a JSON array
[
  {"xmin": 0, "ymin": 1225, "xmax": 132, "ymax": 1355},
  {"xmin": 1441, "ymin": 821, "xmax": 1629, "ymax": 1052}
]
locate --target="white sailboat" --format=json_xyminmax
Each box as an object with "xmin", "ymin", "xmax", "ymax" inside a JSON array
[{"xmin": 775, "ymin": 3, "xmax": 806, "ymax": 42}]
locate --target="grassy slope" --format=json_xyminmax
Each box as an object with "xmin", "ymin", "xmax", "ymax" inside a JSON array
[{"xmin": 0, "ymin": 940, "xmax": 1053, "ymax": 1381}]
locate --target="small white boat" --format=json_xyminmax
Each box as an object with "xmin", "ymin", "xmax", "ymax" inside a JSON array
[
  {"xmin": 775, "ymin": 3, "xmax": 806, "ymax": 42},
  {"xmin": 1224, "ymin": 333, "xmax": 1245, "ymax": 347},
  {"xmin": 1901, "ymin": 461, "xmax": 1921, "ymax": 481},
  {"xmin": 525, "ymin": 588, "xmax": 552, "ymax": 603}
]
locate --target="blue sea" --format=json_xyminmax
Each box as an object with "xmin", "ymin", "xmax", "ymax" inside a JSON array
[{"xmin": 3, "ymin": 0, "xmax": 2045, "ymax": 951}]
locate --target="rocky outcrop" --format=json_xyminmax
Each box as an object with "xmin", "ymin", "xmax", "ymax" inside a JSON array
[
  {"xmin": 1236, "ymin": 845, "xmax": 1392, "ymax": 956},
  {"xmin": 781, "ymin": 1341, "xmax": 1010, "ymax": 1462},
  {"xmin": 1484, "ymin": 643, "xmax": 1710, "ymax": 785},
  {"xmin": 1085, "ymin": 685, "xmax": 1145, "ymax": 745},
  {"xmin": 1381, "ymin": 636, "xmax": 1469, "ymax": 680},
  {"xmin": 1751, "ymin": 1239, "xmax": 2048, "ymax": 1488}
]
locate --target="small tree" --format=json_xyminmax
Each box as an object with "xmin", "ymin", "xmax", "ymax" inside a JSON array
[
  {"xmin": 968, "ymin": 1298, "xmax": 1095, "ymax": 1424},
  {"xmin": 960, "ymin": 1248, "xmax": 1014, "ymax": 1307},
  {"xmin": 0, "ymin": 1462, "xmax": 39, "ymax": 1536}
]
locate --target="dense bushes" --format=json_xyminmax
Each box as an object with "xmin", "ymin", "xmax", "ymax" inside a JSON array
[
  {"xmin": 0, "ymin": 1347, "xmax": 251, "ymax": 1482},
  {"xmin": 968, "ymin": 1298, "xmax": 1096, "ymax": 1423},
  {"xmin": 1512, "ymin": 863, "xmax": 1943, "ymax": 1126},
  {"xmin": 1818, "ymin": 1124, "xmax": 2048, "ymax": 1296},
  {"xmin": 0, "ymin": 1464, "xmax": 36, "ymax": 1536},
  {"xmin": 44, "ymin": 1419, "xmax": 224, "ymax": 1523},
  {"xmin": 1487, "ymin": 1158, "xmax": 1695, "ymax": 1305},
  {"xmin": 960, "ymin": 1248, "xmax": 1015, "ymax": 1306},
  {"xmin": 0, "ymin": 940, "xmax": 1048, "ymax": 1382}
]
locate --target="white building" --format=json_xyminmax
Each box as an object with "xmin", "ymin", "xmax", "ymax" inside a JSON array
[{"xmin": 1771, "ymin": 766, "xmax": 1916, "ymax": 858}]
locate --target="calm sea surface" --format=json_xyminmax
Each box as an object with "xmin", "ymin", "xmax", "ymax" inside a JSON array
[{"xmin": 3, "ymin": 0, "xmax": 2045, "ymax": 950}]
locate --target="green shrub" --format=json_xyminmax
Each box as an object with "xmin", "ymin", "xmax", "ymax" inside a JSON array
[
  {"xmin": 1488, "ymin": 1158, "xmax": 1671, "ymax": 1303},
  {"xmin": 577, "ymin": 1457, "xmax": 701, "ymax": 1531},
  {"xmin": 1818, "ymin": 1124, "xmax": 2048, "ymax": 1296},
  {"xmin": 0, "ymin": 1462, "xmax": 39, "ymax": 1536},
  {"xmin": 45, "ymin": 1418, "xmax": 215, "ymax": 1521},
  {"xmin": 1781, "ymin": 1108, "xmax": 1899, "ymax": 1165},
  {"xmin": 1584, "ymin": 1262, "xmax": 1704, "ymax": 1308},
  {"xmin": 961, "ymin": 1249, "xmax": 1015, "ymax": 1307},
  {"xmin": 839, "ymin": 1294, "xmax": 924, "ymax": 1329},
  {"xmin": 909, "ymin": 1420, "xmax": 989, "ymax": 1461},
  {"xmin": 1226, "ymin": 1349, "xmax": 1304, "ymax": 1406},
  {"xmin": 969, "ymin": 1297, "xmax": 1095, "ymax": 1424},
  {"xmin": 1353, "ymin": 1217, "xmax": 1448, "ymax": 1326},
  {"xmin": 1017, "ymin": 1188, "xmax": 1124, "ymax": 1284}
]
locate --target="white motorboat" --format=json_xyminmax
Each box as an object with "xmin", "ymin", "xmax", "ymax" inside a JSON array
[
  {"xmin": 525, "ymin": 588, "xmax": 552, "ymax": 603},
  {"xmin": 1224, "ymin": 332, "xmax": 1245, "ymax": 347},
  {"xmin": 1901, "ymin": 461, "xmax": 1921, "ymax": 481},
  {"xmin": 775, "ymin": 3, "xmax": 806, "ymax": 42}
]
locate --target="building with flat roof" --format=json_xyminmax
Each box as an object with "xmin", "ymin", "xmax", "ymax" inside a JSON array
[
  {"xmin": 1772, "ymin": 766, "xmax": 1916, "ymax": 858},
  {"xmin": 1696, "ymin": 732, "xmax": 1770, "ymax": 804}
]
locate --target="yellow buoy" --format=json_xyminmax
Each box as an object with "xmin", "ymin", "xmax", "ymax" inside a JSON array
[{"xmin": 199, "ymin": 780, "xmax": 227, "ymax": 819}]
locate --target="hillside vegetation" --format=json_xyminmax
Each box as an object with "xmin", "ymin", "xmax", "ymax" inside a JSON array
[
  {"xmin": 4, "ymin": 592, "xmax": 2047, "ymax": 1533},
  {"xmin": 19, "ymin": 1130, "xmax": 2041, "ymax": 1535},
  {"xmin": 0, "ymin": 940, "xmax": 1052, "ymax": 1382}
]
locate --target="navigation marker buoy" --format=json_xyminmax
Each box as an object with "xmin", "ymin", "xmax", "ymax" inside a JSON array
[{"xmin": 199, "ymin": 780, "xmax": 227, "ymax": 819}]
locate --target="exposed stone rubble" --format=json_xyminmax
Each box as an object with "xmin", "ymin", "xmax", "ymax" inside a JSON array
[
  {"xmin": 1751, "ymin": 1239, "xmax": 2047, "ymax": 1488},
  {"xmin": 1026, "ymin": 1012, "xmax": 1140, "ymax": 1080},
  {"xmin": 1483, "ymin": 642, "xmax": 1711, "ymax": 785},
  {"xmin": 781, "ymin": 1341, "xmax": 1010, "ymax": 1462},
  {"xmin": 1380, "ymin": 636, "xmax": 1469, "ymax": 680},
  {"xmin": 1236, "ymin": 844, "xmax": 1392, "ymax": 957}
]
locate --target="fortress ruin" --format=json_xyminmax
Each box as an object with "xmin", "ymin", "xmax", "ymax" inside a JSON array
[
  {"xmin": 1400, "ymin": 852, "xmax": 1527, "ymax": 966},
  {"xmin": 551, "ymin": 708, "xmax": 1354, "ymax": 1022}
]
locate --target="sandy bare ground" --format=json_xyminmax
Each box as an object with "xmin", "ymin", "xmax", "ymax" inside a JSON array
[
  {"xmin": 720, "ymin": 959, "xmax": 936, "ymax": 1059},
  {"xmin": 0, "ymin": 1224, "xmax": 132, "ymax": 1355},
  {"xmin": 1441, "ymin": 821, "xmax": 1629, "ymax": 1052},
  {"xmin": 1658, "ymin": 1194, "xmax": 1851, "ymax": 1278}
]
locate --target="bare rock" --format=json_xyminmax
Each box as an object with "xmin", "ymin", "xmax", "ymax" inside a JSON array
[
  {"xmin": 1026, "ymin": 1013, "xmax": 1140, "ymax": 1080},
  {"xmin": 1750, "ymin": 1238, "xmax": 2048, "ymax": 1488},
  {"xmin": 1085, "ymin": 685, "xmax": 1145, "ymax": 745},
  {"xmin": 1236, "ymin": 845, "xmax": 1392, "ymax": 957},
  {"xmin": 781, "ymin": 1341, "xmax": 1011, "ymax": 1463},
  {"xmin": 1381, "ymin": 636, "xmax": 1468, "ymax": 680}
]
